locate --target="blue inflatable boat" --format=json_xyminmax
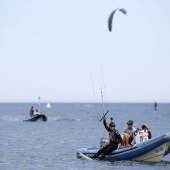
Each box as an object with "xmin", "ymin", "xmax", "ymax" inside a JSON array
[
  {"xmin": 23, "ymin": 114, "xmax": 47, "ymax": 122},
  {"xmin": 77, "ymin": 133, "xmax": 170, "ymax": 162}
]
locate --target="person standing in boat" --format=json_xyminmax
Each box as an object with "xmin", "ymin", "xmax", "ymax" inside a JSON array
[
  {"xmin": 92, "ymin": 115, "xmax": 123, "ymax": 160},
  {"xmin": 123, "ymin": 120, "xmax": 136, "ymax": 146},
  {"xmin": 30, "ymin": 106, "xmax": 34, "ymax": 117}
]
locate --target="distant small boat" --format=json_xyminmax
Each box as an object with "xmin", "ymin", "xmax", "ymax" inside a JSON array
[
  {"xmin": 23, "ymin": 97, "xmax": 48, "ymax": 122},
  {"xmin": 23, "ymin": 114, "xmax": 47, "ymax": 122},
  {"xmin": 46, "ymin": 103, "xmax": 51, "ymax": 108}
]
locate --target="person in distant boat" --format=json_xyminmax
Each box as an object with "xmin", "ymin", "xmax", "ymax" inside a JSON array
[
  {"xmin": 92, "ymin": 115, "xmax": 123, "ymax": 160},
  {"xmin": 34, "ymin": 109, "xmax": 40, "ymax": 116},
  {"xmin": 123, "ymin": 120, "xmax": 136, "ymax": 146},
  {"xmin": 30, "ymin": 106, "xmax": 34, "ymax": 117},
  {"xmin": 142, "ymin": 124, "xmax": 152, "ymax": 139}
]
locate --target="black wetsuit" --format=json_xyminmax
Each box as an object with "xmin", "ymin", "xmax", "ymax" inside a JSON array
[{"xmin": 92, "ymin": 119, "xmax": 123, "ymax": 160}]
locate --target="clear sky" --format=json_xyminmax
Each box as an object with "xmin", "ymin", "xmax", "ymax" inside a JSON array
[{"xmin": 0, "ymin": 0, "xmax": 170, "ymax": 103}]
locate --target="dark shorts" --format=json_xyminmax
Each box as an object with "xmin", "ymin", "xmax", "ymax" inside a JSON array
[{"xmin": 129, "ymin": 136, "xmax": 133, "ymax": 144}]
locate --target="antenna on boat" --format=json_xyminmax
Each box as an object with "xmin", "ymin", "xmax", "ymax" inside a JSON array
[{"xmin": 38, "ymin": 97, "xmax": 41, "ymax": 113}]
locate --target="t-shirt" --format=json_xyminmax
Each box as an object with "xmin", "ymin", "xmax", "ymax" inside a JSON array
[{"xmin": 124, "ymin": 127, "xmax": 136, "ymax": 137}]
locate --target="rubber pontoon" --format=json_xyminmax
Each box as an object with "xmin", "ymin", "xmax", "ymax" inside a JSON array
[
  {"xmin": 77, "ymin": 133, "xmax": 170, "ymax": 162},
  {"xmin": 23, "ymin": 114, "xmax": 47, "ymax": 122}
]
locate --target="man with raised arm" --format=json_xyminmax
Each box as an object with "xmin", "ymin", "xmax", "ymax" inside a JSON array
[{"xmin": 92, "ymin": 115, "xmax": 123, "ymax": 160}]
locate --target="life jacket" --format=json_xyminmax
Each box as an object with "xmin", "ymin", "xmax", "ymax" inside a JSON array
[{"xmin": 109, "ymin": 129, "xmax": 120, "ymax": 144}]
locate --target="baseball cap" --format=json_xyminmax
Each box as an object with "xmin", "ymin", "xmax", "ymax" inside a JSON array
[{"xmin": 127, "ymin": 120, "xmax": 134, "ymax": 125}]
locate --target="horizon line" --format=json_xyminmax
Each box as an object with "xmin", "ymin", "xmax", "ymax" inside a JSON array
[{"xmin": 0, "ymin": 101, "xmax": 169, "ymax": 104}]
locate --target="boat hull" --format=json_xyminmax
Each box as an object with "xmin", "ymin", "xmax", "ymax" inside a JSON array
[
  {"xmin": 23, "ymin": 114, "xmax": 47, "ymax": 122},
  {"xmin": 77, "ymin": 133, "xmax": 170, "ymax": 162}
]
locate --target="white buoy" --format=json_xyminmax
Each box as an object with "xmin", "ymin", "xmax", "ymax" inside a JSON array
[{"xmin": 46, "ymin": 103, "xmax": 51, "ymax": 108}]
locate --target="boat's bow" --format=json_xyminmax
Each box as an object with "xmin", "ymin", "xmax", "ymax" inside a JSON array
[{"xmin": 23, "ymin": 114, "xmax": 47, "ymax": 122}]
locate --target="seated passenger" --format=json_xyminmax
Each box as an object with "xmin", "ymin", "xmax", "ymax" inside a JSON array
[
  {"xmin": 34, "ymin": 109, "xmax": 40, "ymax": 116},
  {"xmin": 123, "ymin": 120, "xmax": 136, "ymax": 146},
  {"xmin": 142, "ymin": 124, "xmax": 152, "ymax": 139}
]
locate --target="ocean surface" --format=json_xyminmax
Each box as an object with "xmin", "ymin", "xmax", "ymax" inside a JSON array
[{"xmin": 0, "ymin": 103, "xmax": 170, "ymax": 170}]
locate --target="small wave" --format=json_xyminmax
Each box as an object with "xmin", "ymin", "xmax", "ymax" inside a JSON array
[
  {"xmin": 46, "ymin": 117, "xmax": 81, "ymax": 122},
  {"xmin": 49, "ymin": 117, "xmax": 61, "ymax": 121},
  {"xmin": 0, "ymin": 116, "xmax": 20, "ymax": 122},
  {"xmin": 84, "ymin": 104, "xmax": 91, "ymax": 107}
]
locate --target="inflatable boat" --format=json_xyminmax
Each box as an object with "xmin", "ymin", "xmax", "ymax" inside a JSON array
[
  {"xmin": 23, "ymin": 114, "xmax": 47, "ymax": 122},
  {"xmin": 77, "ymin": 133, "xmax": 170, "ymax": 162},
  {"xmin": 24, "ymin": 97, "xmax": 48, "ymax": 122}
]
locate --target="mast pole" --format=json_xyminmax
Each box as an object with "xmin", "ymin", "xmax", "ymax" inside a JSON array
[{"xmin": 38, "ymin": 97, "xmax": 41, "ymax": 113}]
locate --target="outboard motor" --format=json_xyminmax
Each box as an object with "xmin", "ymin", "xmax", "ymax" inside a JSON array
[{"xmin": 100, "ymin": 138, "xmax": 109, "ymax": 148}]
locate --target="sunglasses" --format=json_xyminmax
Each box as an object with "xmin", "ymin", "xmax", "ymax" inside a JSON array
[
  {"xmin": 127, "ymin": 124, "xmax": 132, "ymax": 125},
  {"xmin": 110, "ymin": 125, "xmax": 115, "ymax": 127}
]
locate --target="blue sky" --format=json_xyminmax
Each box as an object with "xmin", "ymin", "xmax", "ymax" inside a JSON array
[{"xmin": 0, "ymin": 0, "xmax": 170, "ymax": 103}]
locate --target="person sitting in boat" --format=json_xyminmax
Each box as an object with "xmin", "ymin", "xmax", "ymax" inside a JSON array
[
  {"xmin": 34, "ymin": 109, "xmax": 40, "ymax": 116},
  {"xmin": 92, "ymin": 115, "xmax": 123, "ymax": 160},
  {"xmin": 123, "ymin": 120, "xmax": 136, "ymax": 146},
  {"xmin": 142, "ymin": 124, "xmax": 152, "ymax": 139},
  {"xmin": 30, "ymin": 106, "xmax": 34, "ymax": 117}
]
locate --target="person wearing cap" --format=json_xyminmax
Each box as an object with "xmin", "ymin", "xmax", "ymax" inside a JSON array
[
  {"xmin": 142, "ymin": 124, "xmax": 152, "ymax": 139},
  {"xmin": 92, "ymin": 115, "xmax": 123, "ymax": 160},
  {"xmin": 123, "ymin": 120, "xmax": 136, "ymax": 146}
]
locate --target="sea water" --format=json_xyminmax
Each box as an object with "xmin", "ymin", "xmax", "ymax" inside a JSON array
[{"xmin": 0, "ymin": 103, "xmax": 170, "ymax": 170}]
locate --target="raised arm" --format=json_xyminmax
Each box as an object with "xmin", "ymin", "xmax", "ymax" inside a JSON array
[{"xmin": 103, "ymin": 116, "xmax": 109, "ymax": 132}]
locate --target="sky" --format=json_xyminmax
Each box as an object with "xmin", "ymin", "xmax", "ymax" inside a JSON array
[{"xmin": 0, "ymin": 0, "xmax": 170, "ymax": 103}]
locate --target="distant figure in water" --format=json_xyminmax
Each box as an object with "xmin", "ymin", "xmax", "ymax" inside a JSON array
[
  {"xmin": 154, "ymin": 102, "xmax": 157, "ymax": 111},
  {"xmin": 30, "ymin": 106, "xmax": 34, "ymax": 117}
]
